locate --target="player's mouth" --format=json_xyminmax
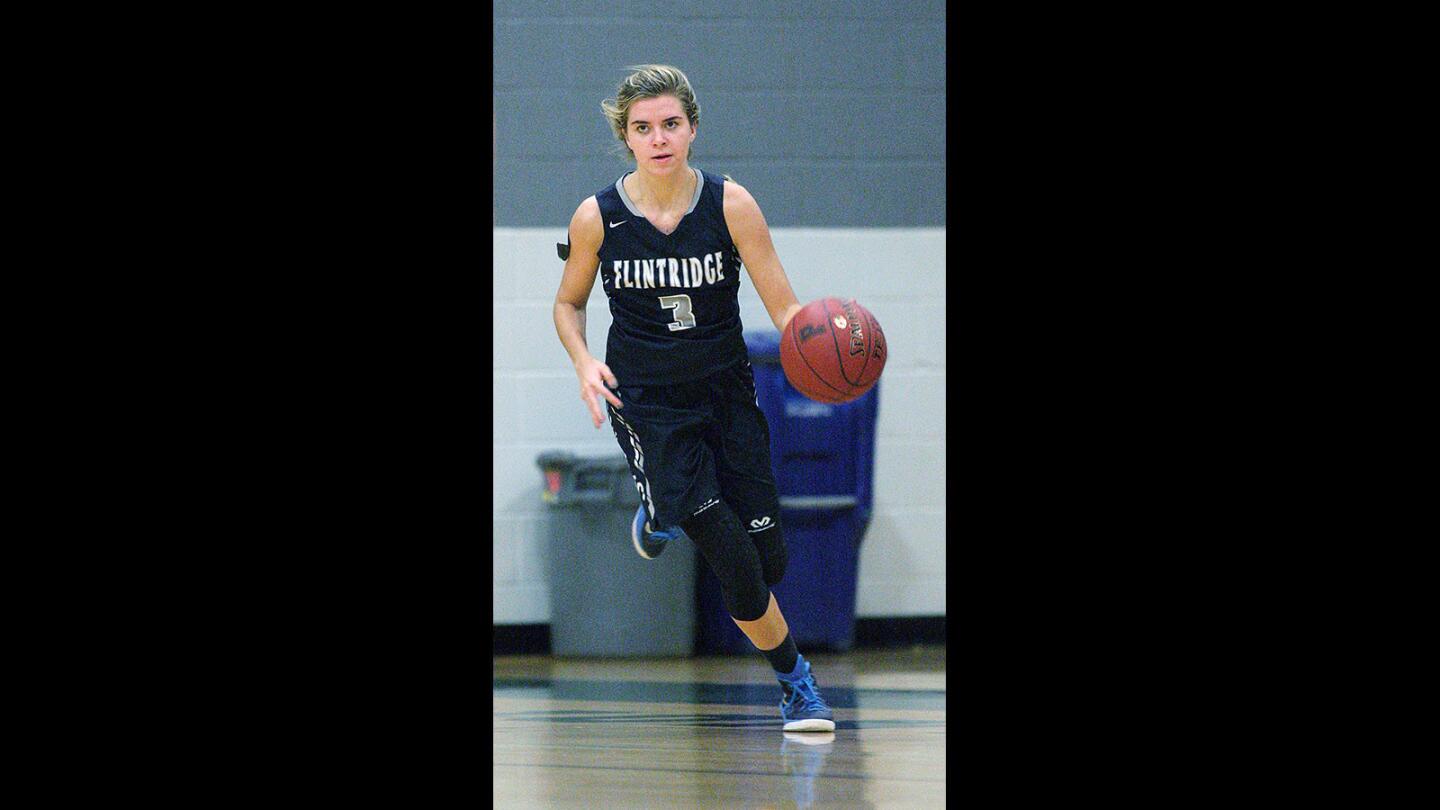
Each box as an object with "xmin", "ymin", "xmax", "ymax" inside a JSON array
[{"xmin": 653, "ymin": 154, "xmax": 673, "ymax": 163}]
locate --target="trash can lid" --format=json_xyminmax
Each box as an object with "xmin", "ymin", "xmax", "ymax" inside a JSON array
[
  {"xmin": 536, "ymin": 451, "xmax": 576, "ymax": 470},
  {"xmin": 744, "ymin": 330, "xmax": 781, "ymax": 362}
]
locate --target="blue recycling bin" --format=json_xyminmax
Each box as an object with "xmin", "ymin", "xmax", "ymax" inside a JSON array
[{"xmin": 695, "ymin": 330, "xmax": 878, "ymax": 653}]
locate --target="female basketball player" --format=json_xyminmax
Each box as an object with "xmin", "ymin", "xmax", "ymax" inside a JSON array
[{"xmin": 552, "ymin": 65, "xmax": 833, "ymax": 732}]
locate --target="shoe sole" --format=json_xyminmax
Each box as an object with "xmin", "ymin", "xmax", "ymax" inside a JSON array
[
  {"xmin": 782, "ymin": 718, "xmax": 836, "ymax": 732},
  {"xmin": 631, "ymin": 512, "xmax": 658, "ymax": 560},
  {"xmin": 782, "ymin": 731, "xmax": 835, "ymax": 744}
]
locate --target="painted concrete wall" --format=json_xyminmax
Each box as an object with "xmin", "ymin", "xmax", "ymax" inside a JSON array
[{"xmin": 493, "ymin": 227, "xmax": 945, "ymax": 623}]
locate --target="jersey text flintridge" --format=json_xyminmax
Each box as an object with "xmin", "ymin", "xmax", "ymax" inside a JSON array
[{"xmin": 610, "ymin": 251, "xmax": 726, "ymax": 290}]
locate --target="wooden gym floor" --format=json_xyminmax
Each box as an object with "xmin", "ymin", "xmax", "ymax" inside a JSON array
[{"xmin": 494, "ymin": 645, "xmax": 946, "ymax": 808}]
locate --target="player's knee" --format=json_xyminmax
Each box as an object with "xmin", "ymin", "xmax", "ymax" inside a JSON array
[
  {"xmin": 681, "ymin": 502, "xmax": 771, "ymax": 621},
  {"xmin": 722, "ymin": 576, "xmax": 770, "ymax": 621},
  {"xmin": 754, "ymin": 526, "xmax": 787, "ymax": 586}
]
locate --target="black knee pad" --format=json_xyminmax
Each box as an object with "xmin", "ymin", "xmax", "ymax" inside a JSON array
[
  {"xmin": 748, "ymin": 522, "xmax": 787, "ymax": 586},
  {"xmin": 681, "ymin": 502, "xmax": 771, "ymax": 621}
]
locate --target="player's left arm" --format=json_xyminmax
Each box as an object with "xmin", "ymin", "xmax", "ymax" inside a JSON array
[{"xmin": 724, "ymin": 180, "xmax": 802, "ymax": 333}]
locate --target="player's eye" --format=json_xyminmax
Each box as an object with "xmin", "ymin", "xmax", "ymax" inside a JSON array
[{"xmin": 665, "ymin": 120, "xmax": 678, "ymax": 129}]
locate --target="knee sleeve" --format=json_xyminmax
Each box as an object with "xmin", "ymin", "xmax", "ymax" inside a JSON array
[
  {"xmin": 749, "ymin": 524, "xmax": 787, "ymax": 586},
  {"xmin": 681, "ymin": 502, "xmax": 771, "ymax": 621}
]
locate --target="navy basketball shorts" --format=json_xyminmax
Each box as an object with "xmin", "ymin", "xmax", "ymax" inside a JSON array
[{"xmin": 607, "ymin": 359, "xmax": 781, "ymax": 533}]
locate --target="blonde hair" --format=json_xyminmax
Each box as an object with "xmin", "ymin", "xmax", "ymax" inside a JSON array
[{"xmin": 600, "ymin": 64, "xmax": 700, "ymax": 160}]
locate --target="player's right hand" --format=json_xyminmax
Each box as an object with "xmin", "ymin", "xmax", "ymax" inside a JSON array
[{"xmin": 576, "ymin": 357, "xmax": 622, "ymax": 428}]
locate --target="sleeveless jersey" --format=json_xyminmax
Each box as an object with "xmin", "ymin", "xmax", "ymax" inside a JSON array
[{"xmin": 593, "ymin": 168, "xmax": 747, "ymax": 386}]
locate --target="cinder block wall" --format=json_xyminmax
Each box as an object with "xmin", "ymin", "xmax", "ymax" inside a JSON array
[
  {"xmin": 493, "ymin": 0, "xmax": 946, "ymax": 228},
  {"xmin": 494, "ymin": 1, "xmax": 946, "ymax": 624}
]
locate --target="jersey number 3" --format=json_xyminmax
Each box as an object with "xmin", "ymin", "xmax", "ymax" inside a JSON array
[{"xmin": 659, "ymin": 294, "xmax": 696, "ymax": 331}]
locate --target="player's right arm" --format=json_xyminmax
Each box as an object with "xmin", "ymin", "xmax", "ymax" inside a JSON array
[{"xmin": 554, "ymin": 196, "xmax": 623, "ymax": 429}]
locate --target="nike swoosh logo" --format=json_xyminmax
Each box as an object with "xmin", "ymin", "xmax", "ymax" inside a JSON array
[{"xmin": 609, "ymin": 220, "xmax": 627, "ymax": 228}]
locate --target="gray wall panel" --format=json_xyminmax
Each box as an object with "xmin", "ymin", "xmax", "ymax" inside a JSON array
[
  {"xmin": 494, "ymin": 1, "xmax": 945, "ymax": 227},
  {"xmin": 495, "ymin": 1, "xmax": 946, "ymax": 21}
]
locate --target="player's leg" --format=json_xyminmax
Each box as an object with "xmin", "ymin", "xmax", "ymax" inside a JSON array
[
  {"xmin": 608, "ymin": 381, "xmax": 768, "ymax": 617},
  {"xmin": 735, "ymin": 595, "xmax": 834, "ymax": 732},
  {"xmin": 610, "ymin": 373, "xmax": 830, "ymax": 731},
  {"xmin": 687, "ymin": 493, "xmax": 830, "ymax": 731},
  {"xmin": 706, "ymin": 360, "xmax": 833, "ymax": 732},
  {"xmin": 607, "ymin": 387, "xmax": 715, "ymax": 534},
  {"xmin": 611, "ymin": 402, "xmax": 684, "ymax": 559},
  {"xmin": 678, "ymin": 494, "xmax": 771, "ymax": 623},
  {"xmin": 710, "ymin": 359, "xmax": 786, "ymax": 584}
]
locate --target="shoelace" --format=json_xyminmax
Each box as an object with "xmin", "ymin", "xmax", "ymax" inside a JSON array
[{"xmin": 785, "ymin": 676, "xmax": 829, "ymax": 710}]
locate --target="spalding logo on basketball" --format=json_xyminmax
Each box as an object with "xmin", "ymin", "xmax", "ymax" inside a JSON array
[{"xmin": 781, "ymin": 297, "xmax": 887, "ymax": 404}]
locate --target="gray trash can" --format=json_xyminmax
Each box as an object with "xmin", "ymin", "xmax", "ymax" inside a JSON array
[{"xmin": 536, "ymin": 452, "xmax": 696, "ymax": 657}]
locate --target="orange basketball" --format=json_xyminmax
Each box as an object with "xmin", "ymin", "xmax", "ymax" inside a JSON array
[{"xmin": 780, "ymin": 298, "xmax": 887, "ymax": 404}]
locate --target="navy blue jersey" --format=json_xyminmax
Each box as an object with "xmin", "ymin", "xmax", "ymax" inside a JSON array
[{"xmin": 594, "ymin": 168, "xmax": 747, "ymax": 386}]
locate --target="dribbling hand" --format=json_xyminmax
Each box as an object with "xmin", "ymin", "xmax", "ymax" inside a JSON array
[{"xmin": 576, "ymin": 357, "xmax": 622, "ymax": 428}]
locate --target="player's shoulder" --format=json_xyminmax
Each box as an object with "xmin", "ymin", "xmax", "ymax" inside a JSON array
[
  {"xmin": 721, "ymin": 177, "xmax": 758, "ymax": 210},
  {"xmin": 572, "ymin": 195, "xmax": 605, "ymax": 229},
  {"xmin": 721, "ymin": 177, "xmax": 763, "ymax": 225},
  {"xmin": 569, "ymin": 195, "xmax": 604, "ymax": 248},
  {"xmin": 573, "ymin": 194, "xmax": 601, "ymax": 221}
]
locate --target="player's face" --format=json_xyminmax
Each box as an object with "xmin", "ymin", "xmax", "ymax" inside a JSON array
[{"xmin": 625, "ymin": 95, "xmax": 695, "ymax": 173}]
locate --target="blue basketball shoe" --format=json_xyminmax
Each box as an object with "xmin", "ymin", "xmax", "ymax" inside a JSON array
[
  {"xmin": 630, "ymin": 504, "xmax": 680, "ymax": 560},
  {"xmin": 777, "ymin": 655, "xmax": 835, "ymax": 732}
]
